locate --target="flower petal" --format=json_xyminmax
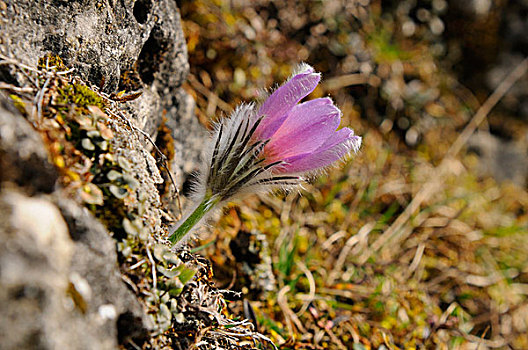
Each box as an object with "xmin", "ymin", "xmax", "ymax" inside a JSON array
[
  {"xmin": 271, "ymin": 97, "xmax": 335, "ymax": 139},
  {"xmin": 256, "ymin": 64, "xmax": 321, "ymax": 139},
  {"xmin": 279, "ymin": 128, "xmax": 362, "ymax": 173},
  {"xmin": 264, "ymin": 98, "xmax": 341, "ymax": 161}
]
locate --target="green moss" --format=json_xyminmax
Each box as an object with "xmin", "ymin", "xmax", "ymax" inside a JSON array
[
  {"xmin": 9, "ymin": 94, "xmax": 27, "ymax": 116},
  {"xmin": 38, "ymin": 54, "xmax": 67, "ymax": 71},
  {"xmin": 56, "ymin": 83, "xmax": 106, "ymax": 110},
  {"xmin": 367, "ymin": 28, "xmax": 411, "ymax": 63}
]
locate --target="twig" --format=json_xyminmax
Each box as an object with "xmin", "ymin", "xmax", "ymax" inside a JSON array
[
  {"xmin": 145, "ymin": 243, "xmax": 157, "ymax": 290},
  {"xmin": 0, "ymin": 82, "xmax": 34, "ymax": 93},
  {"xmin": 56, "ymin": 68, "xmax": 76, "ymax": 75},
  {"xmin": 446, "ymin": 327, "xmax": 506, "ymax": 348},
  {"xmin": 277, "ymin": 285, "xmax": 306, "ymax": 334},
  {"xmin": 0, "ymin": 53, "xmax": 39, "ymax": 72},
  {"xmin": 407, "ymin": 242, "xmax": 425, "ymax": 276},
  {"xmin": 121, "ymin": 274, "xmax": 139, "ymax": 294},
  {"xmin": 359, "ymin": 57, "xmax": 528, "ymax": 263},
  {"xmin": 187, "ymin": 74, "xmax": 233, "ymax": 113},
  {"xmin": 476, "ymin": 326, "xmax": 490, "ymax": 350},
  {"xmin": 328, "ymin": 222, "xmax": 375, "ymax": 285},
  {"xmin": 35, "ymin": 76, "xmax": 51, "ymax": 120},
  {"xmin": 320, "ymin": 230, "xmax": 347, "ymax": 251},
  {"xmin": 324, "ymin": 327, "xmax": 347, "ymax": 350},
  {"xmin": 322, "ymin": 73, "xmax": 370, "ymax": 91},
  {"xmin": 0, "ymin": 57, "xmax": 40, "ymax": 87},
  {"xmin": 126, "ymin": 339, "xmax": 142, "ymax": 350},
  {"xmin": 382, "ymin": 332, "xmax": 397, "ymax": 350},
  {"xmin": 127, "ymin": 259, "xmax": 147, "ymax": 271},
  {"xmin": 319, "ymin": 285, "xmax": 373, "ymax": 298},
  {"xmin": 296, "ymin": 261, "xmax": 316, "ymax": 317}
]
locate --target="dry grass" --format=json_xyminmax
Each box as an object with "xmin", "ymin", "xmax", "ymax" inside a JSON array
[{"xmin": 180, "ymin": 1, "xmax": 528, "ymax": 348}]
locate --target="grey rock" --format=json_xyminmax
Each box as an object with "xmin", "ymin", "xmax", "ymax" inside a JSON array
[
  {"xmin": 0, "ymin": 189, "xmax": 97, "ymax": 349},
  {"xmin": 105, "ymin": 109, "xmax": 168, "ymax": 242},
  {"xmin": 165, "ymin": 87, "xmax": 208, "ymax": 184},
  {"xmin": 1, "ymin": 0, "xmax": 185, "ymax": 93},
  {"xmin": 57, "ymin": 196, "xmax": 151, "ymax": 345},
  {"xmin": 0, "ymin": 0, "xmax": 204, "ymax": 181},
  {"xmin": 0, "ymin": 93, "xmax": 58, "ymax": 193},
  {"xmin": 0, "ymin": 95, "xmax": 151, "ymax": 348},
  {"xmin": 468, "ymin": 132, "xmax": 528, "ymax": 186},
  {"xmin": 0, "ymin": 189, "xmax": 150, "ymax": 349}
]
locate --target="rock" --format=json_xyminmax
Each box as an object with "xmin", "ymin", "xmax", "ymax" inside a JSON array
[
  {"xmin": 468, "ymin": 132, "xmax": 528, "ymax": 186},
  {"xmin": 0, "ymin": 93, "xmax": 58, "ymax": 194},
  {"xmin": 0, "ymin": 94, "xmax": 151, "ymax": 348},
  {"xmin": 57, "ymin": 196, "xmax": 151, "ymax": 345},
  {"xmin": 1, "ymin": 0, "xmax": 185, "ymax": 93},
  {"xmin": 0, "ymin": 189, "xmax": 151, "ymax": 349},
  {"xmin": 165, "ymin": 87, "xmax": 208, "ymax": 184},
  {"xmin": 0, "ymin": 189, "xmax": 92, "ymax": 349},
  {"xmin": 0, "ymin": 0, "xmax": 204, "ymax": 183}
]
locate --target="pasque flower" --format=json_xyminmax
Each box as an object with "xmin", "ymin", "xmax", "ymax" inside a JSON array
[{"xmin": 169, "ymin": 64, "xmax": 361, "ymax": 245}]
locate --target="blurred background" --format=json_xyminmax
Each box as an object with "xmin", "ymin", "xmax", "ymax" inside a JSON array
[{"xmin": 178, "ymin": 0, "xmax": 528, "ymax": 348}]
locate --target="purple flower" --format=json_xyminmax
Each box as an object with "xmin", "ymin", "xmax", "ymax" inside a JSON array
[
  {"xmin": 256, "ymin": 64, "xmax": 361, "ymax": 174},
  {"xmin": 169, "ymin": 64, "xmax": 361, "ymax": 246}
]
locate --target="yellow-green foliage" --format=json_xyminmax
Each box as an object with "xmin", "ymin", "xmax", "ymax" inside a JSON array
[
  {"xmin": 9, "ymin": 94, "xmax": 27, "ymax": 116},
  {"xmin": 56, "ymin": 83, "xmax": 105, "ymax": 110},
  {"xmin": 38, "ymin": 54, "xmax": 67, "ymax": 71}
]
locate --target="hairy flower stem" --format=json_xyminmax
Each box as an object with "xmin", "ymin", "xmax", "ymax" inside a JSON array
[{"xmin": 168, "ymin": 194, "xmax": 221, "ymax": 245}]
